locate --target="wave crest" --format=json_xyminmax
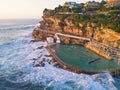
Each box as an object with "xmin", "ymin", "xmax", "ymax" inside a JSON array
[{"xmin": 0, "ymin": 24, "xmax": 35, "ymax": 30}]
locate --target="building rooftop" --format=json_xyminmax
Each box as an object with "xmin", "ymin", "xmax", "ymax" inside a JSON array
[{"xmin": 107, "ymin": 0, "xmax": 120, "ymax": 4}]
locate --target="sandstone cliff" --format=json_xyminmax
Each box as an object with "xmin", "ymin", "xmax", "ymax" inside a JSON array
[{"xmin": 34, "ymin": 10, "xmax": 120, "ymax": 49}]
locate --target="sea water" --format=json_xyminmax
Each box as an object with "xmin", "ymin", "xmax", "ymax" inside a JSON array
[{"xmin": 0, "ymin": 19, "xmax": 120, "ymax": 90}]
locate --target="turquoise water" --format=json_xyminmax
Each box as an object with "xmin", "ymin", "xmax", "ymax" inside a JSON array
[
  {"xmin": 0, "ymin": 19, "xmax": 120, "ymax": 90},
  {"xmin": 52, "ymin": 44, "xmax": 120, "ymax": 72}
]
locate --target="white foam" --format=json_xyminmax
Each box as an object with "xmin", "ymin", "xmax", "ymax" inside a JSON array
[
  {"xmin": 18, "ymin": 63, "xmax": 117, "ymax": 90},
  {"xmin": 0, "ymin": 33, "xmax": 117, "ymax": 90}
]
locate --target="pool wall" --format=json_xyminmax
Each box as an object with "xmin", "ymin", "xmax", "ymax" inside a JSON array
[{"xmin": 46, "ymin": 46, "xmax": 120, "ymax": 76}]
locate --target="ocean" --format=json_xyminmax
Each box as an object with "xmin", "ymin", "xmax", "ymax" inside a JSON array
[{"xmin": 0, "ymin": 19, "xmax": 120, "ymax": 90}]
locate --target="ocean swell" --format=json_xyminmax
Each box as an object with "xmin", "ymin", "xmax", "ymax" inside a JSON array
[
  {"xmin": 0, "ymin": 24, "xmax": 35, "ymax": 31},
  {"xmin": 0, "ymin": 35, "xmax": 117, "ymax": 90}
]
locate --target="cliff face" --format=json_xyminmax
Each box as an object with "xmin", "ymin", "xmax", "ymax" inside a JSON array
[
  {"xmin": 37, "ymin": 11, "xmax": 120, "ymax": 49},
  {"xmin": 94, "ymin": 29, "xmax": 120, "ymax": 48}
]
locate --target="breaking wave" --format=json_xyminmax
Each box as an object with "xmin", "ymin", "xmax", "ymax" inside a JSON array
[
  {"xmin": 0, "ymin": 35, "xmax": 117, "ymax": 90},
  {"xmin": 0, "ymin": 24, "xmax": 35, "ymax": 31},
  {"xmin": 0, "ymin": 19, "xmax": 119, "ymax": 90}
]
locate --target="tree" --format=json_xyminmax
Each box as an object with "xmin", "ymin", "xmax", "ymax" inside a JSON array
[
  {"xmin": 58, "ymin": 21, "xmax": 67, "ymax": 31},
  {"xmin": 43, "ymin": 8, "xmax": 48, "ymax": 12}
]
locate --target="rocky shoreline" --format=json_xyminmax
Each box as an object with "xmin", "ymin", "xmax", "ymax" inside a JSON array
[{"xmin": 29, "ymin": 40, "xmax": 62, "ymax": 68}]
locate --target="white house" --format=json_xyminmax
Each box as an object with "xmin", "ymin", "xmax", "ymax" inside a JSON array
[{"xmin": 64, "ymin": 2, "xmax": 79, "ymax": 8}]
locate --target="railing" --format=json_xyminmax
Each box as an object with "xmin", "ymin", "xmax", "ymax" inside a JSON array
[
  {"xmin": 35, "ymin": 29, "xmax": 90, "ymax": 41},
  {"xmin": 58, "ymin": 12, "xmax": 84, "ymax": 15},
  {"xmin": 55, "ymin": 33, "xmax": 90, "ymax": 41},
  {"xmin": 90, "ymin": 39, "xmax": 120, "ymax": 60}
]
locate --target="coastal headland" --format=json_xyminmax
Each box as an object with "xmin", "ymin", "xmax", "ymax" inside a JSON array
[{"xmin": 32, "ymin": 1, "xmax": 120, "ymax": 76}]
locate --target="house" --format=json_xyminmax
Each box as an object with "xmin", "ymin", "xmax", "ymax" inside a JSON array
[
  {"xmin": 84, "ymin": 1, "xmax": 100, "ymax": 9},
  {"xmin": 105, "ymin": 0, "xmax": 120, "ymax": 8},
  {"xmin": 64, "ymin": 2, "xmax": 82, "ymax": 8}
]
